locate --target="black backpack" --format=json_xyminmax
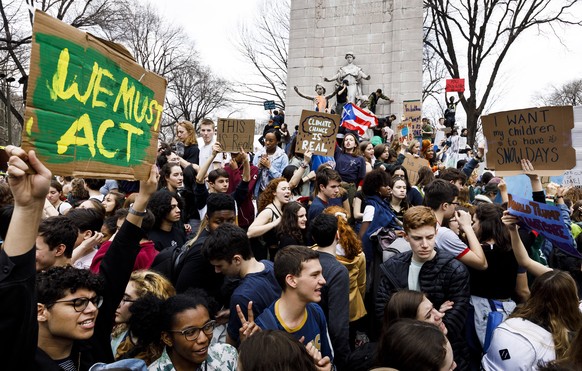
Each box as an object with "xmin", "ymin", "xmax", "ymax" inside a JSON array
[{"xmin": 150, "ymin": 240, "xmax": 192, "ymax": 284}]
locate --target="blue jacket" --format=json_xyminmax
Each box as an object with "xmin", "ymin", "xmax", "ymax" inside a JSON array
[
  {"xmin": 253, "ymin": 146, "xmax": 289, "ymax": 197},
  {"xmin": 362, "ymin": 195, "xmax": 400, "ymax": 263}
]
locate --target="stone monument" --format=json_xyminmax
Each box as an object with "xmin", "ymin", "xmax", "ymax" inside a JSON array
[{"xmin": 286, "ymin": 0, "xmax": 423, "ymax": 128}]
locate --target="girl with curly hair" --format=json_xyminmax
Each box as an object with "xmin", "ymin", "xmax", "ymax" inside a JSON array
[
  {"xmin": 248, "ymin": 177, "xmax": 291, "ymax": 260},
  {"xmin": 277, "ymin": 201, "xmax": 307, "ymax": 249},
  {"xmin": 112, "ymin": 270, "xmax": 176, "ymax": 364}
]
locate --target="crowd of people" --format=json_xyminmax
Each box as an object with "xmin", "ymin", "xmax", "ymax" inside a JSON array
[{"xmin": 1, "ymin": 112, "xmax": 582, "ymax": 371}]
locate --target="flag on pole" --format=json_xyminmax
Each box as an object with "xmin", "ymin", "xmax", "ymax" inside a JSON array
[{"xmin": 341, "ymin": 103, "xmax": 378, "ymax": 135}]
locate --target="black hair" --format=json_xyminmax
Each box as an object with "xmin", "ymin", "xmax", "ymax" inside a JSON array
[
  {"xmin": 474, "ymin": 203, "xmax": 510, "ymax": 248},
  {"xmin": 282, "ymin": 165, "xmax": 299, "ymax": 183},
  {"xmin": 161, "ymin": 290, "xmax": 216, "ymax": 331},
  {"xmin": 310, "ymin": 213, "xmax": 337, "ymax": 247},
  {"xmin": 37, "ymin": 265, "xmax": 104, "ymax": 305},
  {"xmin": 147, "ymin": 190, "xmax": 183, "ymax": 229},
  {"xmin": 265, "ymin": 129, "xmax": 282, "ymax": 142},
  {"xmin": 274, "ymin": 245, "xmax": 320, "ymax": 291},
  {"xmin": 84, "ymin": 178, "xmax": 106, "ymax": 191},
  {"xmin": 480, "ymin": 172, "xmax": 494, "ymax": 186},
  {"xmin": 125, "ymin": 289, "xmax": 217, "ymax": 354},
  {"xmin": 158, "ymin": 163, "xmax": 181, "ymax": 190},
  {"xmin": 389, "ymin": 165, "xmax": 412, "ymax": 190},
  {"xmin": 38, "ymin": 216, "xmax": 80, "ymax": 258},
  {"xmin": 202, "ymin": 223, "xmax": 253, "ymax": 262},
  {"xmin": 66, "ymin": 208, "xmax": 104, "ymax": 234},
  {"xmin": 102, "ymin": 215, "xmax": 118, "ymax": 238},
  {"xmin": 277, "ymin": 201, "xmax": 306, "ymax": 245},
  {"xmin": 423, "ymin": 179, "xmax": 459, "ymax": 210},
  {"xmin": 362, "ymin": 169, "xmax": 391, "ymax": 197},
  {"xmin": 206, "ymin": 193, "xmax": 236, "ymax": 217}
]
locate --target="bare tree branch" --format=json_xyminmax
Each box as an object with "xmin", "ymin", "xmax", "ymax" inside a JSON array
[
  {"xmin": 233, "ymin": 0, "xmax": 289, "ymax": 109},
  {"xmin": 424, "ymin": 0, "xmax": 582, "ymax": 146}
]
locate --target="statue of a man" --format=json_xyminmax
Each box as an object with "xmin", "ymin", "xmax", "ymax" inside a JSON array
[{"xmin": 324, "ymin": 52, "xmax": 370, "ymax": 104}]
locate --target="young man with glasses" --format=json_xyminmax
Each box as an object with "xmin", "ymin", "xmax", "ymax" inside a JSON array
[
  {"xmin": 423, "ymin": 179, "xmax": 488, "ymax": 271},
  {"xmin": 0, "ymin": 145, "xmax": 160, "ymax": 370}
]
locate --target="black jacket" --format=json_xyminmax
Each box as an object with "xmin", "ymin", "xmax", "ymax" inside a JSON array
[{"xmin": 375, "ymin": 249, "xmax": 470, "ymax": 370}]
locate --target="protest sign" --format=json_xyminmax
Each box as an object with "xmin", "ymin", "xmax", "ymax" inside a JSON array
[
  {"xmin": 559, "ymin": 106, "xmax": 582, "ymax": 183},
  {"xmin": 562, "ymin": 169, "xmax": 582, "ymax": 187},
  {"xmin": 263, "ymin": 100, "xmax": 276, "ymax": 110},
  {"xmin": 481, "ymin": 106, "xmax": 575, "ymax": 176},
  {"xmin": 403, "ymin": 100, "xmax": 422, "ymax": 140},
  {"xmin": 296, "ymin": 110, "xmax": 340, "ymax": 156},
  {"xmin": 445, "ymin": 79, "xmax": 465, "ymax": 93},
  {"xmin": 508, "ymin": 194, "xmax": 581, "ymax": 258},
  {"xmin": 216, "ymin": 118, "xmax": 255, "ymax": 153},
  {"xmin": 397, "ymin": 122, "xmax": 413, "ymax": 144},
  {"xmin": 402, "ymin": 153, "xmax": 430, "ymax": 185},
  {"xmin": 21, "ymin": 10, "xmax": 167, "ymax": 180}
]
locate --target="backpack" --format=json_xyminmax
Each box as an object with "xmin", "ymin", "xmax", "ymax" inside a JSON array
[
  {"xmin": 369, "ymin": 227, "xmax": 411, "ymax": 262},
  {"xmin": 150, "ymin": 240, "xmax": 192, "ymax": 283}
]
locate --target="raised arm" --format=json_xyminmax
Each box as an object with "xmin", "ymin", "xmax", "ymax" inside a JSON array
[
  {"xmin": 521, "ymin": 159, "xmax": 544, "ymax": 202},
  {"xmin": 289, "ymin": 151, "xmax": 312, "ymax": 190},
  {"xmin": 455, "ymin": 210, "xmax": 488, "ymax": 270},
  {"xmin": 502, "ymin": 211, "xmax": 551, "ymax": 277},
  {"xmin": 92, "ymin": 165, "xmax": 159, "ymax": 363},
  {"xmin": 4, "ymin": 146, "xmax": 51, "ymax": 257},
  {"xmin": 196, "ymin": 142, "xmax": 221, "ymax": 184},
  {"xmin": 294, "ymin": 86, "xmax": 315, "ymax": 101},
  {"xmin": 247, "ymin": 208, "xmax": 280, "ymax": 238}
]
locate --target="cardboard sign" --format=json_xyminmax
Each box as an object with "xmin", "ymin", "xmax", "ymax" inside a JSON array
[
  {"xmin": 446, "ymin": 79, "xmax": 465, "ymax": 93},
  {"xmin": 296, "ymin": 110, "xmax": 340, "ymax": 156},
  {"xmin": 508, "ymin": 194, "xmax": 581, "ymax": 258},
  {"xmin": 481, "ymin": 106, "xmax": 575, "ymax": 176},
  {"xmin": 263, "ymin": 100, "xmax": 276, "ymax": 110},
  {"xmin": 402, "ymin": 153, "xmax": 430, "ymax": 185},
  {"xmin": 562, "ymin": 169, "xmax": 582, "ymax": 187},
  {"xmin": 216, "ymin": 118, "xmax": 255, "ymax": 153},
  {"xmin": 397, "ymin": 122, "xmax": 412, "ymax": 144},
  {"xmin": 403, "ymin": 100, "xmax": 422, "ymax": 141},
  {"xmin": 22, "ymin": 11, "xmax": 166, "ymax": 180}
]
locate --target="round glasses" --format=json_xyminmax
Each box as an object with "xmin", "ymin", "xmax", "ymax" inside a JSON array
[
  {"xmin": 48, "ymin": 295, "xmax": 103, "ymax": 312},
  {"xmin": 168, "ymin": 320, "xmax": 216, "ymax": 341}
]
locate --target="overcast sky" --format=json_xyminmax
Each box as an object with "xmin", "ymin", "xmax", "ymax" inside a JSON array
[{"xmin": 149, "ymin": 0, "xmax": 582, "ymax": 123}]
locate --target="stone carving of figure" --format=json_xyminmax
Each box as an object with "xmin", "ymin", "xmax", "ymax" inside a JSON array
[{"xmin": 324, "ymin": 52, "xmax": 370, "ymax": 104}]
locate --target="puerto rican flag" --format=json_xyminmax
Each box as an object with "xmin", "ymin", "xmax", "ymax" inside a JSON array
[{"xmin": 341, "ymin": 103, "xmax": 378, "ymax": 135}]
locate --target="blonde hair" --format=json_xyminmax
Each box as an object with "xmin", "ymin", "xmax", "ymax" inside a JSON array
[{"xmin": 113, "ymin": 270, "xmax": 176, "ymax": 363}]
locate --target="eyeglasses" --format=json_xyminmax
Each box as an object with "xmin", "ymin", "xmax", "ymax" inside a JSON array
[
  {"xmin": 48, "ymin": 296, "xmax": 103, "ymax": 312},
  {"xmin": 168, "ymin": 320, "xmax": 216, "ymax": 341},
  {"xmin": 449, "ymin": 201, "xmax": 460, "ymax": 206},
  {"xmin": 120, "ymin": 297, "xmax": 136, "ymax": 305}
]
